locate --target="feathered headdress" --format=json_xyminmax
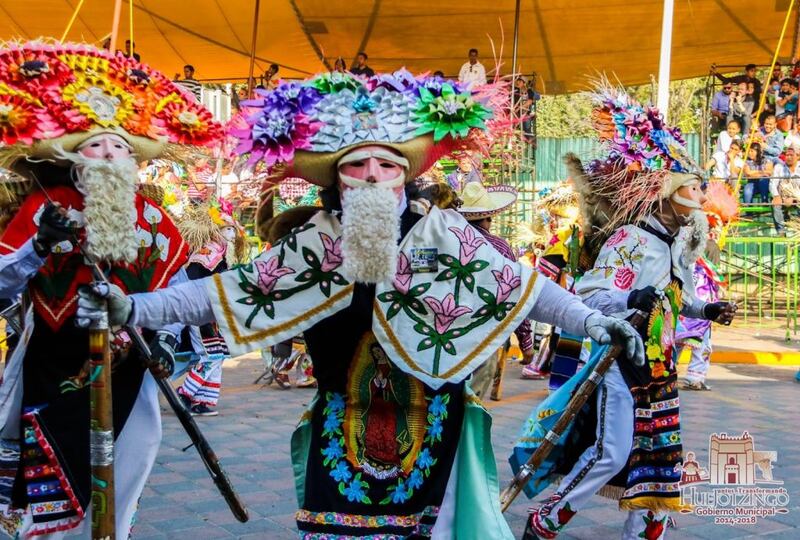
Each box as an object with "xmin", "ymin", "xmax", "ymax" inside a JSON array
[
  {"xmin": 566, "ymin": 79, "xmax": 701, "ymax": 244},
  {"xmin": 230, "ymin": 69, "xmax": 502, "ymax": 186}
]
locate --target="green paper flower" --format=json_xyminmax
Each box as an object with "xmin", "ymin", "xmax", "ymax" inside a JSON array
[
  {"xmin": 412, "ymin": 84, "xmax": 491, "ymax": 142},
  {"xmin": 310, "ymin": 72, "xmax": 363, "ymax": 94}
]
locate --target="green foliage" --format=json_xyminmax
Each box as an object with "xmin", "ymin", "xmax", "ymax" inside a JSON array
[{"xmin": 536, "ymin": 77, "xmax": 708, "ymax": 138}]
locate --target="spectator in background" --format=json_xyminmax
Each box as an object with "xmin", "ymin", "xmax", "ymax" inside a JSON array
[
  {"xmin": 743, "ymin": 142, "xmax": 774, "ymax": 204},
  {"xmin": 514, "ymin": 77, "xmax": 538, "ymax": 140},
  {"xmin": 260, "ymin": 63, "xmax": 279, "ymax": 90},
  {"xmin": 776, "ymin": 78, "xmax": 799, "ymax": 131},
  {"xmin": 432, "ymin": 70, "xmax": 445, "ymax": 78},
  {"xmin": 458, "ymin": 48, "xmax": 487, "ymax": 88},
  {"xmin": 760, "ymin": 115, "xmax": 785, "ymax": 163},
  {"xmin": 124, "ymin": 39, "xmax": 141, "ymax": 62},
  {"xmin": 710, "ymin": 83, "xmax": 732, "ymax": 132},
  {"xmin": 771, "ymin": 61, "xmax": 784, "ymax": 82},
  {"xmin": 715, "ymin": 119, "xmax": 741, "ymax": 153},
  {"xmin": 791, "ymin": 60, "xmax": 800, "ymax": 80},
  {"xmin": 446, "ymin": 154, "xmax": 482, "ymax": 191},
  {"xmin": 771, "ymin": 146, "xmax": 800, "ymax": 233},
  {"xmin": 712, "ymin": 63, "xmax": 762, "ymax": 106},
  {"xmin": 350, "ymin": 52, "xmax": 374, "ymax": 78},
  {"xmin": 729, "ymin": 82, "xmax": 754, "ymax": 135},
  {"xmin": 333, "ymin": 57, "xmax": 347, "ymax": 73},
  {"xmin": 175, "ymin": 64, "xmax": 202, "ymax": 102},
  {"xmin": 706, "ymin": 139, "xmax": 744, "ymax": 185},
  {"xmin": 764, "ymin": 77, "xmax": 780, "ymax": 117}
]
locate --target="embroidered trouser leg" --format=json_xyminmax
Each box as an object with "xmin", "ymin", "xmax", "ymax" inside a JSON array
[
  {"xmin": 178, "ymin": 328, "xmax": 224, "ymax": 406},
  {"xmin": 685, "ymin": 330, "xmax": 711, "ymax": 384},
  {"xmin": 529, "ymin": 363, "xmax": 634, "ymax": 539},
  {"xmin": 622, "ymin": 509, "xmax": 669, "ymax": 540}
]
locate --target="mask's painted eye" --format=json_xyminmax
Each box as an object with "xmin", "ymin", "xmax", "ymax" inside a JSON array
[
  {"xmin": 379, "ymin": 162, "xmax": 397, "ymax": 169},
  {"xmin": 348, "ymin": 161, "xmax": 365, "ymax": 167}
]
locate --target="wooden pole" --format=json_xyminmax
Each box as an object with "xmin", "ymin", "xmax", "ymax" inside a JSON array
[
  {"xmin": 109, "ymin": 0, "xmax": 123, "ymax": 53},
  {"xmin": 89, "ymin": 308, "xmax": 115, "ymax": 539},
  {"xmin": 246, "ymin": 0, "xmax": 262, "ymax": 98}
]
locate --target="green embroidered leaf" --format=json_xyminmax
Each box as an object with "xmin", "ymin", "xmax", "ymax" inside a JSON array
[
  {"xmin": 437, "ymin": 254, "xmax": 459, "ymax": 268},
  {"xmin": 434, "ymin": 269, "xmax": 457, "ymax": 282},
  {"xmin": 462, "ymin": 274, "xmax": 475, "ymax": 292},
  {"xmin": 318, "ymin": 279, "xmax": 331, "ymax": 297},
  {"xmin": 377, "ymin": 291, "xmax": 398, "ymax": 303},
  {"xmin": 330, "ymin": 273, "xmax": 349, "ymax": 286},
  {"xmin": 407, "ymin": 299, "xmax": 427, "ymax": 316},
  {"xmin": 295, "ymin": 269, "xmax": 316, "ymax": 283},
  {"xmin": 417, "ymin": 337, "xmax": 436, "ymax": 351},
  {"xmin": 472, "ymin": 306, "xmax": 492, "ymax": 319},
  {"xmin": 409, "ymin": 282, "xmax": 432, "ymax": 297},
  {"xmin": 414, "ymin": 322, "xmax": 433, "ymax": 336},
  {"xmin": 385, "ymin": 302, "xmax": 403, "ymax": 321},
  {"xmin": 262, "ymin": 301, "xmax": 275, "ymax": 319},
  {"xmin": 239, "ymin": 282, "xmax": 260, "ymax": 295},
  {"xmin": 302, "ymin": 247, "xmax": 321, "ymax": 269},
  {"xmin": 465, "ymin": 260, "xmax": 489, "ymax": 273},
  {"xmin": 477, "ymin": 286, "xmax": 496, "ymax": 304},
  {"xmin": 441, "ymin": 340, "xmax": 456, "ymax": 355},
  {"xmin": 235, "ymin": 297, "xmax": 258, "ymax": 305}
]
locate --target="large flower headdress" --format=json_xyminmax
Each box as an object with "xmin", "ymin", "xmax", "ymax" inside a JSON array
[
  {"xmin": 566, "ymin": 79, "xmax": 702, "ymax": 244},
  {"xmin": 0, "ymin": 40, "xmax": 223, "ymax": 167},
  {"xmin": 230, "ymin": 69, "xmax": 495, "ymax": 187}
]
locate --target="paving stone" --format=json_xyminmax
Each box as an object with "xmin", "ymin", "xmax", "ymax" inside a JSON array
[{"xmin": 134, "ymin": 358, "xmax": 800, "ymax": 538}]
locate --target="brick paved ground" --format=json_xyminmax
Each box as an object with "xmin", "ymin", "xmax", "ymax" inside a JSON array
[{"xmin": 134, "ymin": 356, "xmax": 800, "ymax": 539}]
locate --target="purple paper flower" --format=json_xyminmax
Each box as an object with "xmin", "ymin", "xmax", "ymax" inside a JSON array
[{"xmin": 367, "ymin": 68, "xmax": 419, "ymax": 94}]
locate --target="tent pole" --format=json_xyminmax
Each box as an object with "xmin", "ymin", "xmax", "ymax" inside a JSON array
[
  {"xmin": 109, "ymin": 0, "xmax": 123, "ymax": 52},
  {"xmin": 656, "ymin": 0, "xmax": 675, "ymax": 121},
  {"xmin": 511, "ymin": 0, "xmax": 521, "ymax": 109},
  {"xmin": 247, "ymin": 0, "xmax": 261, "ymax": 98},
  {"xmin": 793, "ymin": 1, "xmax": 800, "ymax": 61}
]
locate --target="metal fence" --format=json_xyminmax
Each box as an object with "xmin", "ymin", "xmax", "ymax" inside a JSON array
[{"xmin": 720, "ymin": 236, "xmax": 800, "ymax": 337}]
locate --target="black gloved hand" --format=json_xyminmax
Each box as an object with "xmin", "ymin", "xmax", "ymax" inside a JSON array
[
  {"xmin": 627, "ymin": 286, "xmax": 661, "ymax": 312},
  {"xmin": 146, "ymin": 331, "xmax": 177, "ymax": 379},
  {"xmin": 703, "ymin": 302, "xmax": 737, "ymax": 325},
  {"xmin": 34, "ymin": 203, "xmax": 75, "ymax": 256}
]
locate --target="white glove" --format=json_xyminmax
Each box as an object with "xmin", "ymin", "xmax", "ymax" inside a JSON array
[
  {"xmin": 76, "ymin": 282, "xmax": 133, "ymax": 328},
  {"xmin": 584, "ymin": 312, "xmax": 645, "ymax": 366}
]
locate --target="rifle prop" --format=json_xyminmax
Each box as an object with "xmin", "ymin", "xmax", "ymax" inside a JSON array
[{"xmin": 499, "ymin": 312, "xmax": 646, "ymax": 512}]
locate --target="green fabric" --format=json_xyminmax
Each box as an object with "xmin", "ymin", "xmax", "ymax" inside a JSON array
[
  {"xmin": 290, "ymin": 394, "xmax": 318, "ymax": 507},
  {"xmin": 453, "ymin": 391, "xmax": 514, "ymax": 540}
]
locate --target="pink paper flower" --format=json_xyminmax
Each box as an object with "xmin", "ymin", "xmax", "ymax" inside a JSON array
[
  {"xmin": 605, "ymin": 228, "xmax": 629, "ymax": 248},
  {"xmin": 393, "ymin": 252, "xmax": 413, "ymax": 295},
  {"xmin": 423, "ymin": 293, "xmax": 473, "ymax": 334},
  {"xmin": 319, "ymin": 233, "xmax": 343, "ymax": 272},
  {"xmin": 492, "ymin": 264, "xmax": 522, "ymax": 303},
  {"xmin": 255, "ymin": 255, "xmax": 295, "ymax": 295},
  {"xmin": 448, "ymin": 226, "xmax": 486, "ymax": 265},
  {"xmin": 613, "ymin": 266, "xmax": 636, "ymax": 290}
]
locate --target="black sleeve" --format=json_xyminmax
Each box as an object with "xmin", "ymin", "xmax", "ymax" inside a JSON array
[{"xmin": 185, "ymin": 262, "xmax": 214, "ymax": 280}]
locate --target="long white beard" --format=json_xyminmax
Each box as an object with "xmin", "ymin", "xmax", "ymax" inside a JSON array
[
  {"xmin": 683, "ymin": 209, "xmax": 710, "ymax": 265},
  {"xmin": 340, "ymin": 187, "xmax": 401, "ymax": 284},
  {"xmin": 56, "ymin": 149, "xmax": 139, "ymax": 264}
]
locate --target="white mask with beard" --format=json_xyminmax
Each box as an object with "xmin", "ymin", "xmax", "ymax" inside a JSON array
[
  {"xmin": 339, "ymin": 186, "xmax": 402, "ymax": 284},
  {"xmin": 682, "ymin": 209, "xmax": 710, "ymax": 265},
  {"xmin": 54, "ymin": 147, "xmax": 140, "ymax": 264}
]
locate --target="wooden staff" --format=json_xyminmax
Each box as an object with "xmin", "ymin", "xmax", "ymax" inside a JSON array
[
  {"xmin": 499, "ymin": 312, "xmax": 646, "ymax": 512},
  {"xmin": 89, "ymin": 302, "xmax": 115, "ymax": 539}
]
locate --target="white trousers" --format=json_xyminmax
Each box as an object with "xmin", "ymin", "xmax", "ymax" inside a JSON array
[
  {"xmin": 530, "ymin": 364, "xmax": 669, "ymax": 539},
  {"xmin": 683, "ymin": 330, "xmax": 711, "ymax": 384}
]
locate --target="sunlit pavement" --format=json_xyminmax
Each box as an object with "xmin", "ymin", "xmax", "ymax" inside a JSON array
[{"xmin": 134, "ymin": 356, "xmax": 800, "ymax": 539}]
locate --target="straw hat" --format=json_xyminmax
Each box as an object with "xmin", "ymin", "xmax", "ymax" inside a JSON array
[{"xmin": 457, "ymin": 183, "xmax": 517, "ymax": 220}]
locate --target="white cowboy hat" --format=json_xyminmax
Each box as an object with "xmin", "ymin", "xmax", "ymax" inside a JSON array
[{"xmin": 457, "ymin": 183, "xmax": 518, "ymax": 220}]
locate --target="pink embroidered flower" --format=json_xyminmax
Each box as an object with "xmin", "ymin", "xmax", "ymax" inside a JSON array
[
  {"xmin": 319, "ymin": 233, "xmax": 343, "ymax": 272},
  {"xmin": 393, "ymin": 252, "xmax": 413, "ymax": 295},
  {"xmin": 613, "ymin": 266, "xmax": 636, "ymax": 290},
  {"xmin": 605, "ymin": 228, "xmax": 629, "ymax": 247},
  {"xmin": 255, "ymin": 255, "xmax": 295, "ymax": 295},
  {"xmin": 448, "ymin": 226, "xmax": 486, "ymax": 265},
  {"xmin": 423, "ymin": 293, "xmax": 473, "ymax": 334},
  {"xmin": 492, "ymin": 264, "xmax": 522, "ymax": 303}
]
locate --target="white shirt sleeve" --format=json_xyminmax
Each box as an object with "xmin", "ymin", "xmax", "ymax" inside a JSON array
[
  {"xmin": 526, "ymin": 277, "xmax": 598, "ymax": 336},
  {"xmin": 771, "ymin": 164, "xmax": 785, "ymax": 197},
  {"xmin": 129, "ymin": 278, "xmax": 214, "ymax": 330},
  {"xmin": 458, "ymin": 63, "xmax": 469, "ymax": 84},
  {"xmin": 0, "ymin": 237, "xmax": 46, "ymax": 299}
]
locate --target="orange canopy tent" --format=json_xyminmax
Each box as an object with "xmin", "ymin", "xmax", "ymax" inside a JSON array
[{"xmin": 0, "ymin": 0, "xmax": 796, "ymax": 92}]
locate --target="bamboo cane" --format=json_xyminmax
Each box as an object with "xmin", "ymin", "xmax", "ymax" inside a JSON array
[
  {"xmin": 89, "ymin": 305, "xmax": 115, "ymax": 539},
  {"xmin": 499, "ymin": 312, "xmax": 646, "ymax": 512}
]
